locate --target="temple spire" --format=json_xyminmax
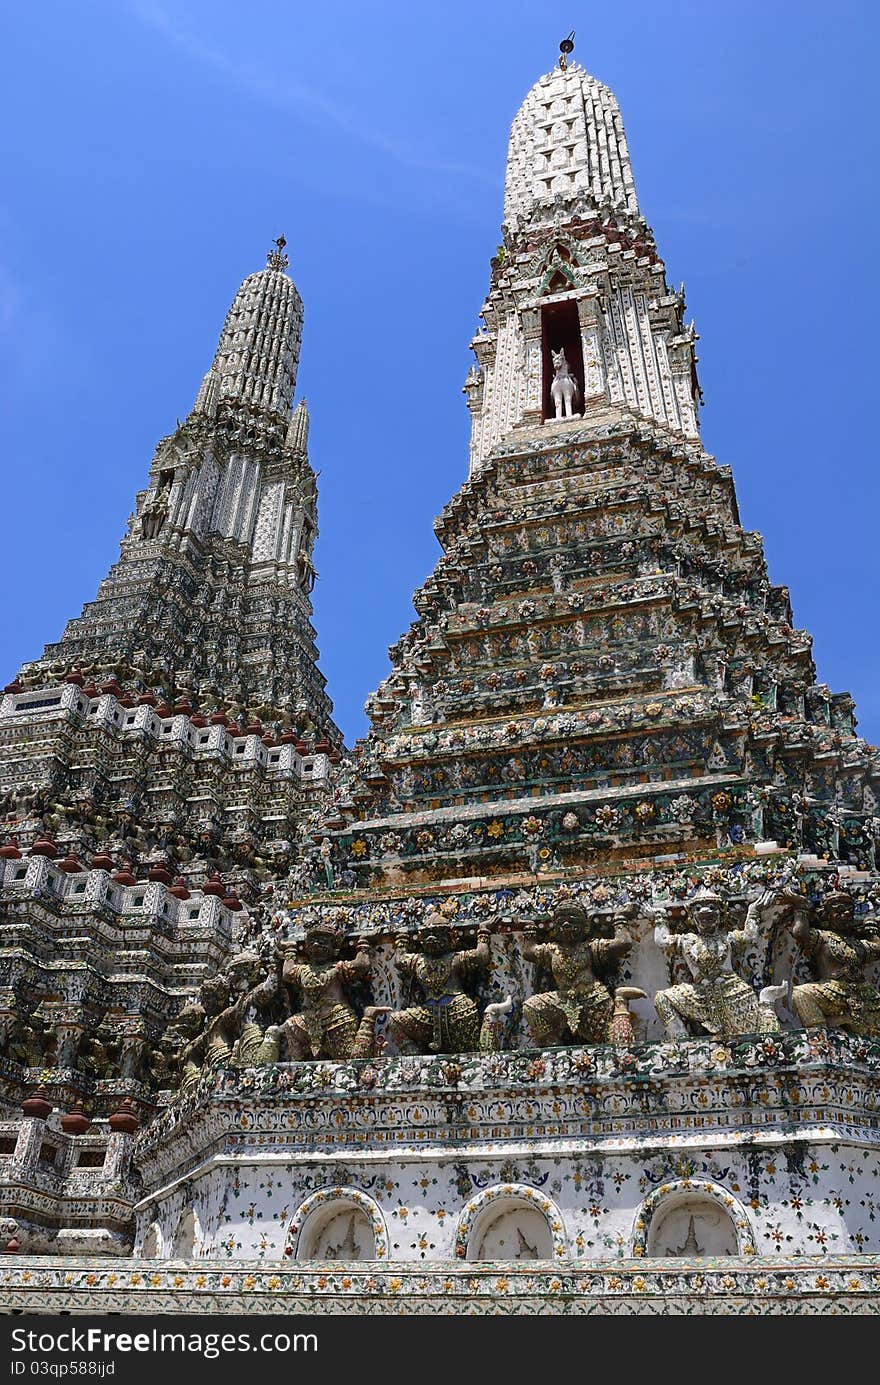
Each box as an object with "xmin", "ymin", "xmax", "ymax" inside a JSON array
[
  {"xmin": 503, "ymin": 57, "xmax": 639, "ymax": 234},
  {"xmin": 286, "ymin": 397, "xmax": 310, "ymax": 454},
  {"xmin": 193, "ymin": 367, "xmax": 219, "ymax": 418},
  {"xmin": 464, "ymin": 56, "xmax": 701, "ymax": 469},
  {"xmin": 18, "ymin": 248, "xmax": 337, "ymax": 737},
  {"xmin": 210, "ymin": 246, "xmax": 302, "ymax": 415}
]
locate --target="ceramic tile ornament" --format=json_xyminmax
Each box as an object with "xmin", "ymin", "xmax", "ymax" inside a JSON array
[{"xmin": 2, "ymin": 37, "xmax": 880, "ymax": 1313}]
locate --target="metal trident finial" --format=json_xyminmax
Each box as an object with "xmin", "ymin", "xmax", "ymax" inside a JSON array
[{"xmin": 267, "ymin": 235, "xmax": 289, "ymax": 272}]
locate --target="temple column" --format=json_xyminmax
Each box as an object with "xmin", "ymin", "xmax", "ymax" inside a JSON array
[
  {"xmin": 576, "ymin": 290, "xmax": 608, "ymax": 406},
  {"xmin": 519, "ymin": 306, "xmax": 543, "ymax": 426}
]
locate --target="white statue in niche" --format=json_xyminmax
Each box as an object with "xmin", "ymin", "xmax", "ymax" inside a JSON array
[
  {"xmin": 550, "ymin": 348, "xmax": 580, "ymax": 419},
  {"xmin": 304, "ymin": 1207, "xmax": 375, "ymax": 1261},
  {"xmin": 648, "ymin": 1198, "xmax": 738, "ymax": 1257},
  {"xmin": 470, "ymin": 1205, "xmax": 554, "ymax": 1261}
]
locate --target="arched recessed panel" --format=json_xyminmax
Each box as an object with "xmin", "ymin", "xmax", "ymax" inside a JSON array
[
  {"xmin": 632, "ymin": 1179, "xmax": 756, "ymax": 1258},
  {"xmin": 471, "ymin": 1203, "xmax": 555, "ymax": 1261},
  {"xmin": 301, "ymin": 1205, "xmax": 376, "ymax": 1261},
  {"xmin": 648, "ymin": 1198, "xmax": 738, "ymax": 1257},
  {"xmin": 285, "ymin": 1188, "xmax": 388, "ymax": 1262},
  {"xmin": 457, "ymin": 1184, "xmax": 567, "ymax": 1262}
]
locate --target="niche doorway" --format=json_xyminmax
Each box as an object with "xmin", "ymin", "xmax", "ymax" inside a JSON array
[{"xmin": 542, "ymin": 299, "xmax": 585, "ymax": 422}]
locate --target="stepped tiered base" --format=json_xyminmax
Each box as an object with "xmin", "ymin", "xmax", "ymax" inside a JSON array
[{"xmin": 2, "ymin": 1030, "xmax": 879, "ymax": 1313}]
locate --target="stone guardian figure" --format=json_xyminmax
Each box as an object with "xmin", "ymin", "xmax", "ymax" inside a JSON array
[
  {"xmin": 653, "ymin": 890, "xmax": 782, "ymax": 1040},
  {"xmin": 521, "ymin": 901, "xmax": 636, "ymax": 1047},
  {"xmin": 388, "ymin": 912, "xmax": 491, "ymax": 1054},
  {"xmin": 282, "ymin": 918, "xmax": 385, "ymax": 1060},
  {"xmin": 226, "ymin": 950, "xmax": 286, "ymax": 1068},
  {"xmin": 785, "ymin": 889, "xmax": 880, "ymax": 1037}
]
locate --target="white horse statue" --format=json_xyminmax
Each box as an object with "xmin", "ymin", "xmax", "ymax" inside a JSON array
[{"xmin": 550, "ymin": 348, "xmax": 580, "ymax": 419}]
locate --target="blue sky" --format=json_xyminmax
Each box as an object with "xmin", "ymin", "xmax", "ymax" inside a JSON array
[{"xmin": 1, "ymin": 1, "xmax": 878, "ymax": 746}]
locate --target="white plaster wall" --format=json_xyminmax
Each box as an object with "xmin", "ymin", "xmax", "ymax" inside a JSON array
[{"xmin": 136, "ymin": 1142, "xmax": 877, "ymax": 1263}]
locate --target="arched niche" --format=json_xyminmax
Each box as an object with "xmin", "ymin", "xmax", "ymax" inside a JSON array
[
  {"xmin": 649, "ymin": 1198, "xmax": 738, "ymax": 1256},
  {"xmin": 457, "ymin": 1184, "xmax": 566, "ymax": 1262},
  {"xmin": 172, "ymin": 1207, "xmax": 199, "ymax": 1259},
  {"xmin": 541, "ymin": 299, "xmax": 585, "ymax": 421},
  {"xmin": 303, "ymin": 1206, "xmax": 375, "ymax": 1261},
  {"xmin": 633, "ymin": 1180, "xmax": 756, "ymax": 1258},
  {"xmin": 286, "ymin": 1188, "xmax": 388, "ymax": 1262}
]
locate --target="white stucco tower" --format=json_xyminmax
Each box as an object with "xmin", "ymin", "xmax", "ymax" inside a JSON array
[{"xmin": 464, "ymin": 57, "xmax": 701, "ymax": 473}]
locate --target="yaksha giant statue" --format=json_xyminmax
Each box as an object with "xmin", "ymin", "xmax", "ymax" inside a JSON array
[
  {"xmin": 653, "ymin": 890, "xmax": 782, "ymax": 1040},
  {"xmin": 165, "ymin": 996, "xmax": 210, "ymax": 1100},
  {"xmin": 165, "ymin": 972, "xmax": 235, "ymax": 1102},
  {"xmin": 167, "ymin": 950, "xmax": 287, "ymax": 1099},
  {"xmin": 282, "ymin": 917, "xmax": 385, "ymax": 1060},
  {"xmin": 521, "ymin": 901, "xmax": 639, "ymax": 1047},
  {"xmin": 225, "ymin": 950, "xmax": 287, "ymax": 1068},
  {"xmin": 388, "ymin": 911, "xmax": 491, "ymax": 1054},
  {"xmin": 786, "ymin": 889, "xmax": 880, "ymax": 1037}
]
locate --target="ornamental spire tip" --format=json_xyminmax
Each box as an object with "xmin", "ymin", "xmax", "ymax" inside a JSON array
[
  {"xmin": 267, "ymin": 235, "xmax": 289, "ymax": 272},
  {"xmin": 558, "ymin": 31, "xmax": 575, "ymax": 70}
]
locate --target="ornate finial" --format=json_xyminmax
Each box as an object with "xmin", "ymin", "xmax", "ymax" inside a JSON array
[
  {"xmin": 558, "ymin": 31, "xmax": 575, "ymax": 70},
  {"xmin": 267, "ymin": 235, "xmax": 289, "ymax": 272},
  {"xmin": 286, "ymin": 397, "xmax": 310, "ymax": 454}
]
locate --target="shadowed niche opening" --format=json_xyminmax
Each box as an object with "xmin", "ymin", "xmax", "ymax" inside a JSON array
[
  {"xmin": 468, "ymin": 1199, "xmax": 555, "ymax": 1261},
  {"xmin": 300, "ymin": 1203, "xmax": 377, "ymax": 1261},
  {"xmin": 648, "ymin": 1196, "xmax": 738, "ymax": 1257},
  {"xmin": 542, "ymin": 299, "xmax": 584, "ymax": 421}
]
